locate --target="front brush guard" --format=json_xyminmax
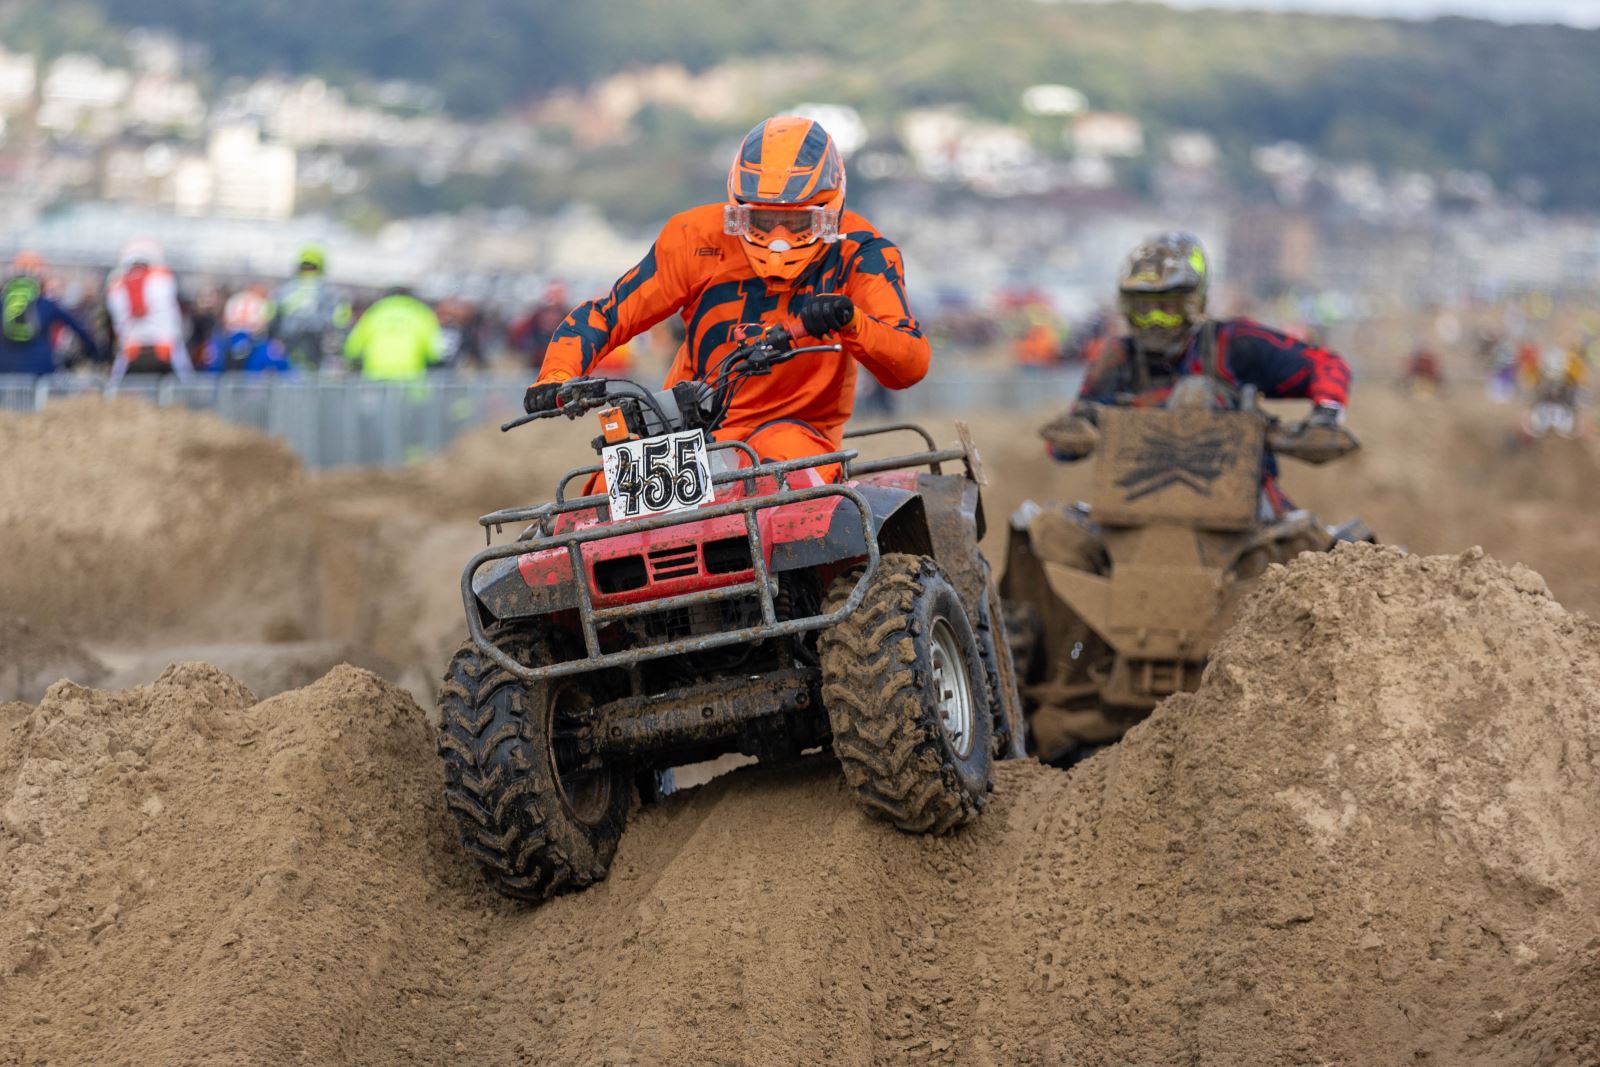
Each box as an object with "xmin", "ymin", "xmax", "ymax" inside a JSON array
[{"xmin": 461, "ymin": 449, "xmax": 880, "ymax": 684}]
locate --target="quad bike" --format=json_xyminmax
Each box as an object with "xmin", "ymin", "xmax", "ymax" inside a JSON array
[
  {"xmin": 1001, "ymin": 379, "xmax": 1373, "ymax": 765},
  {"xmin": 1519, "ymin": 347, "xmax": 1590, "ymax": 441},
  {"xmin": 438, "ymin": 326, "xmax": 1025, "ymax": 901},
  {"xmin": 1522, "ymin": 382, "xmax": 1584, "ymax": 441}
]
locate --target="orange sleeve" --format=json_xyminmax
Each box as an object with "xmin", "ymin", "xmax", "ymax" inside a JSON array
[
  {"xmin": 537, "ymin": 219, "xmax": 693, "ymax": 383},
  {"xmin": 836, "ymin": 235, "xmax": 930, "ymax": 390}
]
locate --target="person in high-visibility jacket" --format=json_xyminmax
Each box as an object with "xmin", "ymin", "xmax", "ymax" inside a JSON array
[
  {"xmin": 0, "ymin": 252, "xmax": 101, "ymax": 375},
  {"xmin": 343, "ymin": 289, "xmax": 443, "ymax": 381},
  {"xmin": 524, "ymin": 115, "xmax": 930, "ymax": 471},
  {"xmin": 268, "ymin": 245, "xmax": 352, "ymax": 370}
]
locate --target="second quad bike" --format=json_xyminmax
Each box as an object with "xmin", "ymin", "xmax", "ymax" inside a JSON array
[
  {"xmin": 1001, "ymin": 379, "xmax": 1373, "ymax": 764},
  {"xmin": 438, "ymin": 326, "xmax": 1025, "ymax": 901},
  {"xmin": 1524, "ymin": 387, "xmax": 1580, "ymax": 440},
  {"xmin": 1520, "ymin": 348, "xmax": 1589, "ymax": 442}
]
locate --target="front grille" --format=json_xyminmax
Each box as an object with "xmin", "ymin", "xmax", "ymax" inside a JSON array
[
  {"xmin": 648, "ymin": 544, "xmax": 700, "ymax": 581},
  {"xmin": 594, "ymin": 554, "xmax": 648, "ymax": 594},
  {"xmin": 704, "ymin": 536, "xmax": 754, "ymax": 575}
]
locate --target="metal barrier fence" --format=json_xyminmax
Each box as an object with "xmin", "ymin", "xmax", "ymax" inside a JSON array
[{"xmin": 0, "ymin": 368, "xmax": 1085, "ymax": 469}]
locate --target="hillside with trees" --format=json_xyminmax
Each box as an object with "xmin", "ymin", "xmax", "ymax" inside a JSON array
[{"xmin": 9, "ymin": 0, "xmax": 1600, "ymax": 208}]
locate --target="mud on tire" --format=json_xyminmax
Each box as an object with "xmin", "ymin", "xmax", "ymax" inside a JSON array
[
  {"xmin": 819, "ymin": 553, "xmax": 994, "ymax": 834},
  {"xmin": 978, "ymin": 562, "xmax": 1028, "ymax": 760},
  {"xmin": 437, "ymin": 632, "xmax": 630, "ymax": 901}
]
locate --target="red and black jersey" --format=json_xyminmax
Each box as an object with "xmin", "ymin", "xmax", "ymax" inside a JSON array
[
  {"xmin": 1078, "ymin": 319, "xmax": 1351, "ymax": 409},
  {"xmin": 1069, "ymin": 319, "xmax": 1353, "ymax": 513}
]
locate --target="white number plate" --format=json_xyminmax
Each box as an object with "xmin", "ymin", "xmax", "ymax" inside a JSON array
[{"xmin": 602, "ymin": 429, "xmax": 715, "ymax": 519}]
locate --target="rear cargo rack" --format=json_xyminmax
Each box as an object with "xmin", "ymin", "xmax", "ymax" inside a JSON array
[{"xmin": 842, "ymin": 423, "xmax": 971, "ymax": 478}]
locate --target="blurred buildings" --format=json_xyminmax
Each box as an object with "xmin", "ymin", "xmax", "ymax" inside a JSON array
[
  {"xmin": 0, "ymin": 29, "xmax": 1593, "ymax": 317},
  {"xmin": 103, "ymin": 124, "xmax": 295, "ymax": 219}
]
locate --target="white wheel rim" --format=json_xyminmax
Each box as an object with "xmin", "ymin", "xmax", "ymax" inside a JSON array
[{"xmin": 930, "ymin": 617, "xmax": 975, "ymax": 760}]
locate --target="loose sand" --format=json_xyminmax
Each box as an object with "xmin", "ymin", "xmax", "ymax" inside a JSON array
[
  {"xmin": 1, "ymin": 391, "xmax": 1597, "ymax": 1064},
  {"xmin": 2, "ymin": 546, "xmax": 1595, "ymax": 1065}
]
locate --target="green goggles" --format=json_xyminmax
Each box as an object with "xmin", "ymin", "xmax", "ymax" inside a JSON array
[
  {"xmin": 1127, "ymin": 307, "xmax": 1188, "ymax": 329},
  {"xmin": 1121, "ymin": 291, "xmax": 1198, "ymax": 332}
]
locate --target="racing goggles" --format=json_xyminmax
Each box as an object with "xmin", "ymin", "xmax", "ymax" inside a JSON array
[
  {"xmin": 1121, "ymin": 291, "xmax": 1199, "ymax": 331},
  {"xmin": 724, "ymin": 203, "xmax": 841, "ymax": 248}
]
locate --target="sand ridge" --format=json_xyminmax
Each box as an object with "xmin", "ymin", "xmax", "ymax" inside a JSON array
[{"xmin": 1, "ymin": 545, "xmax": 1596, "ymax": 1064}]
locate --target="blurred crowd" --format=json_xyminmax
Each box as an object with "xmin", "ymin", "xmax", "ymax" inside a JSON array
[
  {"xmin": 3, "ymin": 241, "xmax": 1595, "ymax": 430},
  {"xmin": 0, "ymin": 242, "xmax": 687, "ymax": 384},
  {"xmin": 1397, "ymin": 298, "xmax": 1598, "ymax": 408}
]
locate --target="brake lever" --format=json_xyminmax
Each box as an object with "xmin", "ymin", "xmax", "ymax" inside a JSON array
[
  {"xmin": 754, "ymin": 342, "xmax": 842, "ymax": 372},
  {"xmin": 501, "ymin": 411, "xmax": 541, "ymax": 432},
  {"xmin": 551, "ymin": 378, "xmax": 611, "ymax": 419}
]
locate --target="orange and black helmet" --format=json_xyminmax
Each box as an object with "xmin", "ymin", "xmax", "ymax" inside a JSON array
[{"xmin": 725, "ymin": 116, "xmax": 846, "ymax": 287}]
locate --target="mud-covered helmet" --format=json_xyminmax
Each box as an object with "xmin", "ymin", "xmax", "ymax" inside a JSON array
[
  {"xmin": 724, "ymin": 116, "xmax": 846, "ymax": 288},
  {"xmin": 1118, "ymin": 231, "xmax": 1210, "ymax": 362}
]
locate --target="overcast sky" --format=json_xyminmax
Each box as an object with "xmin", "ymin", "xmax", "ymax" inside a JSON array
[{"xmin": 1084, "ymin": 0, "xmax": 1600, "ymax": 26}]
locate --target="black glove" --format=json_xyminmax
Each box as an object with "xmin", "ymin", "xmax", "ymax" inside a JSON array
[
  {"xmin": 523, "ymin": 381, "xmax": 562, "ymax": 414},
  {"xmin": 798, "ymin": 294, "xmax": 856, "ymax": 338},
  {"xmin": 1308, "ymin": 402, "xmax": 1344, "ymax": 428}
]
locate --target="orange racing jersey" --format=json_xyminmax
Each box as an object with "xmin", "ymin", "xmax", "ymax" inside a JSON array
[{"xmin": 538, "ymin": 204, "xmax": 930, "ymax": 448}]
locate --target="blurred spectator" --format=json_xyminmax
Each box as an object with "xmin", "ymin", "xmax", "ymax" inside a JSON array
[
  {"xmin": 1402, "ymin": 345, "xmax": 1446, "ymax": 396},
  {"xmin": 0, "ymin": 251, "xmax": 101, "ymax": 375},
  {"xmin": 926, "ymin": 289, "xmax": 996, "ymax": 353},
  {"xmin": 507, "ymin": 280, "xmax": 570, "ymax": 373},
  {"xmin": 1066, "ymin": 307, "xmax": 1117, "ymax": 366},
  {"xmin": 208, "ymin": 330, "xmax": 292, "ymax": 374},
  {"xmin": 344, "ymin": 287, "xmax": 443, "ymax": 380},
  {"xmin": 106, "ymin": 239, "xmax": 191, "ymax": 381},
  {"xmin": 1487, "ymin": 340, "xmax": 1520, "ymax": 403},
  {"xmin": 201, "ymin": 281, "xmax": 275, "ymax": 373},
  {"xmin": 267, "ymin": 245, "xmax": 352, "ymax": 370},
  {"xmin": 223, "ymin": 282, "xmax": 272, "ymax": 336},
  {"xmin": 186, "ymin": 286, "xmax": 224, "ymax": 367},
  {"xmin": 436, "ymin": 296, "xmax": 488, "ymax": 370},
  {"xmin": 1524, "ymin": 344, "xmax": 1586, "ymax": 401},
  {"xmin": 1471, "ymin": 326, "xmax": 1509, "ymax": 373},
  {"xmin": 1014, "ymin": 317, "xmax": 1062, "ymax": 372},
  {"xmin": 1514, "ymin": 340, "xmax": 1542, "ymax": 392}
]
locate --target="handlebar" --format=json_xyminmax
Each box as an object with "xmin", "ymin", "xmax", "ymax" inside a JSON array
[
  {"xmin": 502, "ymin": 325, "xmax": 841, "ymax": 439},
  {"xmin": 1041, "ymin": 397, "xmax": 1359, "ymax": 466},
  {"xmin": 1266, "ymin": 419, "xmax": 1361, "ymax": 464}
]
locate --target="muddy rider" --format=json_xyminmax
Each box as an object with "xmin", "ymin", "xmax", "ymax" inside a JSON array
[
  {"xmin": 1052, "ymin": 231, "xmax": 1351, "ymax": 509},
  {"xmin": 521, "ymin": 115, "xmax": 930, "ymax": 472},
  {"xmin": 1001, "ymin": 232, "xmax": 1361, "ymax": 755}
]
